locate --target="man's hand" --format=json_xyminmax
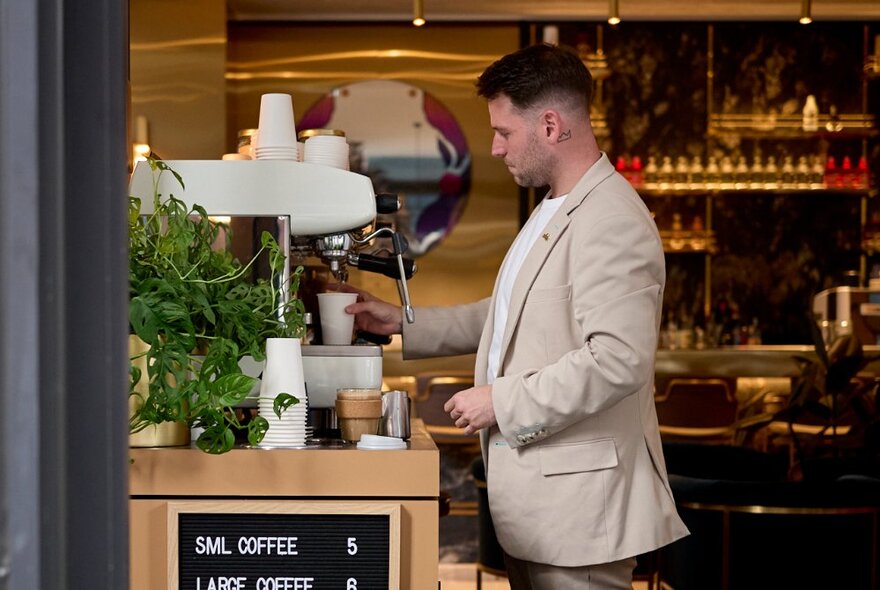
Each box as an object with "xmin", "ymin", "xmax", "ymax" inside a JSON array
[
  {"xmin": 443, "ymin": 385, "xmax": 497, "ymax": 436},
  {"xmin": 333, "ymin": 284, "xmax": 403, "ymax": 336}
]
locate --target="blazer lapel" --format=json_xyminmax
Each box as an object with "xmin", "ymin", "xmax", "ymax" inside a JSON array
[
  {"xmin": 496, "ymin": 205, "xmax": 570, "ymax": 364},
  {"xmin": 495, "ymin": 153, "xmax": 617, "ymax": 376}
]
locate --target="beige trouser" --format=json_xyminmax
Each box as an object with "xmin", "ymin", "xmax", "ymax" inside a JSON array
[{"xmin": 503, "ymin": 553, "xmax": 637, "ymax": 590}]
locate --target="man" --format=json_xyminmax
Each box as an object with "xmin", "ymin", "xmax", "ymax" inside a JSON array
[{"xmin": 344, "ymin": 43, "xmax": 688, "ymax": 589}]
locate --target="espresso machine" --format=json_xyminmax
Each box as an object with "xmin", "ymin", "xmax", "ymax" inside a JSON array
[
  {"xmin": 812, "ymin": 286, "xmax": 880, "ymax": 346},
  {"xmin": 128, "ymin": 159, "xmax": 416, "ymax": 436}
]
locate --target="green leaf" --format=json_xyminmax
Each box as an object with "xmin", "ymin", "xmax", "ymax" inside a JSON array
[
  {"xmin": 128, "ymin": 161, "xmax": 307, "ymax": 455},
  {"xmin": 213, "ymin": 373, "xmax": 257, "ymax": 407},
  {"xmin": 248, "ymin": 415, "xmax": 269, "ymax": 446},
  {"xmin": 196, "ymin": 425, "xmax": 235, "ymax": 454},
  {"xmin": 273, "ymin": 393, "xmax": 299, "ymax": 419}
]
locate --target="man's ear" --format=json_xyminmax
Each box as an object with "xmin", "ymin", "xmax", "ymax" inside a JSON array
[{"xmin": 540, "ymin": 109, "xmax": 562, "ymax": 143}]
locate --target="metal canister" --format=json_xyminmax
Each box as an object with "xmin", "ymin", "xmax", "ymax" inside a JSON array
[{"xmin": 381, "ymin": 390, "xmax": 411, "ymax": 439}]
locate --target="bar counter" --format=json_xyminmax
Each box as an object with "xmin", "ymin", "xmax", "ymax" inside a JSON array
[
  {"xmin": 655, "ymin": 344, "xmax": 880, "ymax": 378},
  {"xmin": 129, "ymin": 419, "xmax": 439, "ymax": 589}
]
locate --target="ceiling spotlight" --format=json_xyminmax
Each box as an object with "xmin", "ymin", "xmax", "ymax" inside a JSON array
[
  {"xmin": 799, "ymin": 0, "xmax": 812, "ymax": 24},
  {"xmin": 413, "ymin": 0, "xmax": 425, "ymax": 26},
  {"xmin": 608, "ymin": 0, "xmax": 621, "ymax": 26}
]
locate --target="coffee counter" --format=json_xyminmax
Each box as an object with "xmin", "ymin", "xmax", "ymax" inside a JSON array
[{"xmin": 129, "ymin": 419, "xmax": 439, "ymax": 589}]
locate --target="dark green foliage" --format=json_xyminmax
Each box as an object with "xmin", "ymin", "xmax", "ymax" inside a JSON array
[{"xmin": 129, "ymin": 158, "xmax": 304, "ymax": 454}]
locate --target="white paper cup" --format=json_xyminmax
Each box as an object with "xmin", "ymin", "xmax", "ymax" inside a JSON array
[
  {"xmin": 317, "ymin": 292, "xmax": 358, "ymax": 345},
  {"xmin": 303, "ymin": 135, "xmax": 350, "ymax": 170},
  {"xmin": 255, "ymin": 93, "xmax": 297, "ymax": 149},
  {"xmin": 254, "ymin": 146, "xmax": 299, "ymax": 161}
]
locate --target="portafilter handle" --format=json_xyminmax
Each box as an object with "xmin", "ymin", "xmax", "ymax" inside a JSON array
[{"xmin": 349, "ymin": 253, "xmax": 416, "ymax": 280}]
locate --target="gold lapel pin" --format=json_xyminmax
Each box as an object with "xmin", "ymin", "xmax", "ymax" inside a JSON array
[{"xmin": 542, "ymin": 233, "xmax": 550, "ymax": 241}]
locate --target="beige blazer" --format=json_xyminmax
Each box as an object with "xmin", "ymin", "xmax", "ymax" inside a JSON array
[{"xmin": 403, "ymin": 153, "xmax": 689, "ymax": 566}]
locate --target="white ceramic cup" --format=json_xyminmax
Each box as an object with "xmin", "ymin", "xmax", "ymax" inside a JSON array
[
  {"xmin": 255, "ymin": 93, "xmax": 297, "ymax": 150},
  {"xmin": 317, "ymin": 292, "xmax": 358, "ymax": 345}
]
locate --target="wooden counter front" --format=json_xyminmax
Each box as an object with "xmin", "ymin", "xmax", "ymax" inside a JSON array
[{"xmin": 130, "ymin": 420, "xmax": 440, "ymax": 590}]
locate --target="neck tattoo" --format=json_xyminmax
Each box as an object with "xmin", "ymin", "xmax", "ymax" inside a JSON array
[{"xmin": 558, "ymin": 130, "xmax": 572, "ymax": 143}]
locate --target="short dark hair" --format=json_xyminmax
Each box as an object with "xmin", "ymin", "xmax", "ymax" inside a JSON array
[{"xmin": 476, "ymin": 43, "xmax": 593, "ymax": 114}]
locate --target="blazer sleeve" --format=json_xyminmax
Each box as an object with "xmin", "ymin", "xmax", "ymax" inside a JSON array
[
  {"xmin": 401, "ymin": 298, "xmax": 491, "ymax": 360},
  {"xmin": 492, "ymin": 210, "xmax": 663, "ymax": 447}
]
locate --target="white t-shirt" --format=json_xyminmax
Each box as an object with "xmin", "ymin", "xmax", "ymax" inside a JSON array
[{"xmin": 487, "ymin": 196, "xmax": 567, "ymax": 384}]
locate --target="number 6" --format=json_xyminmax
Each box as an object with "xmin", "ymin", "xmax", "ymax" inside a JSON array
[
  {"xmin": 347, "ymin": 537, "xmax": 358, "ymax": 555},
  {"xmin": 347, "ymin": 578, "xmax": 358, "ymax": 589}
]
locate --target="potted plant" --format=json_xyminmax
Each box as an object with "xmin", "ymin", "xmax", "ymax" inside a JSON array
[{"xmin": 128, "ymin": 158, "xmax": 305, "ymax": 454}]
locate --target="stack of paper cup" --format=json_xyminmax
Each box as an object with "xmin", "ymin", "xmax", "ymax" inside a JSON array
[
  {"xmin": 253, "ymin": 93, "xmax": 300, "ymax": 161},
  {"xmin": 258, "ymin": 338, "xmax": 311, "ymax": 447},
  {"xmin": 259, "ymin": 397, "xmax": 310, "ymax": 447},
  {"xmin": 303, "ymin": 134, "xmax": 350, "ymax": 170}
]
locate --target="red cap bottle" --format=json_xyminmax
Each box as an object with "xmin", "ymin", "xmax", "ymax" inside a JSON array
[
  {"xmin": 615, "ymin": 155, "xmax": 632, "ymax": 184},
  {"xmin": 842, "ymin": 156, "xmax": 853, "ymax": 189},
  {"xmin": 630, "ymin": 156, "xmax": 643, "ymax": 188},
  {"xmin": 825, "ymin": 156, "xmax": 838, "ymax": 189},
  {"xmin": 857, "ymin": 156, "xmax": 869, "ymax": 190}
]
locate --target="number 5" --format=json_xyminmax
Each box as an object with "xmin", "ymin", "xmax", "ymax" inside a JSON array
[{"xmin": 347, "ymin": 537, "xmax": 358, "ymax": 555}]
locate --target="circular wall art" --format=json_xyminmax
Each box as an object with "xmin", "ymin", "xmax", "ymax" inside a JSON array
[{"xmin": 299, "ymin": 80, "xmax": 471, "ymax": 257}]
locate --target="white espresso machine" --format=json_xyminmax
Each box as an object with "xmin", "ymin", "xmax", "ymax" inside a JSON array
[
  {"xmin": 129, "ymin": 159, "xmax": 416, "ymax": 435},
  {"xmin": 813, "ymin": 286, "xmax": 880, "ymax": 346}
]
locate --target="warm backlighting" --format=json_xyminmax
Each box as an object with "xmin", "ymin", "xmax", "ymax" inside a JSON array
[
  {"xmin": 413, "ymin": 0, "xmax": 425, "ymax": 26},
  {"xmin": 132, "ymin": 142, "xmax": 151, "ymax": 164},
  {"xmin": 132, "ymin": 115, "xmax": 151, "ymax": 163},
  {"xmin": 799, "ymin": 0, "xmax": 812, "ymax": 24},
  {"xmin": 608, "ymin": 0, "xmax": 621, "ymax": 25}
]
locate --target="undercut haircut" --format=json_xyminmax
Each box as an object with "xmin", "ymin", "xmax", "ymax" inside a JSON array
[{"xmin": 476, "ymin": 43, "xmax": 593, "ymax": 116}]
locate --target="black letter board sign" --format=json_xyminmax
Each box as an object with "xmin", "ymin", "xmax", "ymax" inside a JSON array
[{"xmin": 168, "ymin": 502, "xmax": 400, "ymax": 590}]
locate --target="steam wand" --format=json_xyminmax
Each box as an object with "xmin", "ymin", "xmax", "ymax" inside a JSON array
[{"xmin": 348, "ymin": 227, "xmax": 416, "ymax": 324}]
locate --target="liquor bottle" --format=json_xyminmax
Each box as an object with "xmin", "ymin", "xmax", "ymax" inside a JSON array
[
  {"xmin": 825, "ymin": 105, "xmax": 843, "ymax": 132},
  {"xmin": 690, "ymin": 215, "xmax": 706, "ymax": 250},
  {"xmin": 841, "ymin": 156, "xmax": 854, "ymax": 189},
  {"xmin": 669, "ymin": 212, "xmax": 685, "ymax": 250},
  {"xmin": 750, "ymin": 156, "xmax": 765, "ymax": 189},
  {"xmin": 796, "ymin": 155, "xmax": 811, "ymax": 189},
  {"xmin": 615, "ymin": 155, "xmax": 630, "ymax": 183},
  {"xmin": 689, "ymin": 156, "xmax": 705, "ymax": 189},
  {"xmin": 659, "ymin": 156, "xmax": 675, "ymax": 190},
  {"xmin": 764, "ymin": 156, "xmax": 779, "ymax": 189},
  {"xmin": 811, "ymin": 155, "xmax": 826, "ymax": 189},
  {"xmin": 825, "ymin": 156, "xmax": 839, "ymax": 189},
  {"xmin": 674, "ymin": 156, "xmax": 690, "ymax": 189},
  {"xmin": 734, "ymin": 156, "xmax": 750, "ymax": 190},
  {"xmin": 802, "ymin": 94, "xmax": 819, "ymax": 132},
  {"xmin": 706, "ymin": 156, "xmax": 721, "ymax": 189},
  {"xmin": 781, "ymin": 155, "xmax": 796, "ymax": 189},
  {"xmin": 644, "ymin": 156, "xmax": 659, "ymax": 190},
  {"xmin": 630, "ymin": 156, "xmax": 644, "ymax": 188},
  {"xmin": 720, "ymin": 156, "xmax": 735, "ymax": 189},
  {"xmin": 857, "ymin": 156, "xmax": 870, "ymax": 190}
]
